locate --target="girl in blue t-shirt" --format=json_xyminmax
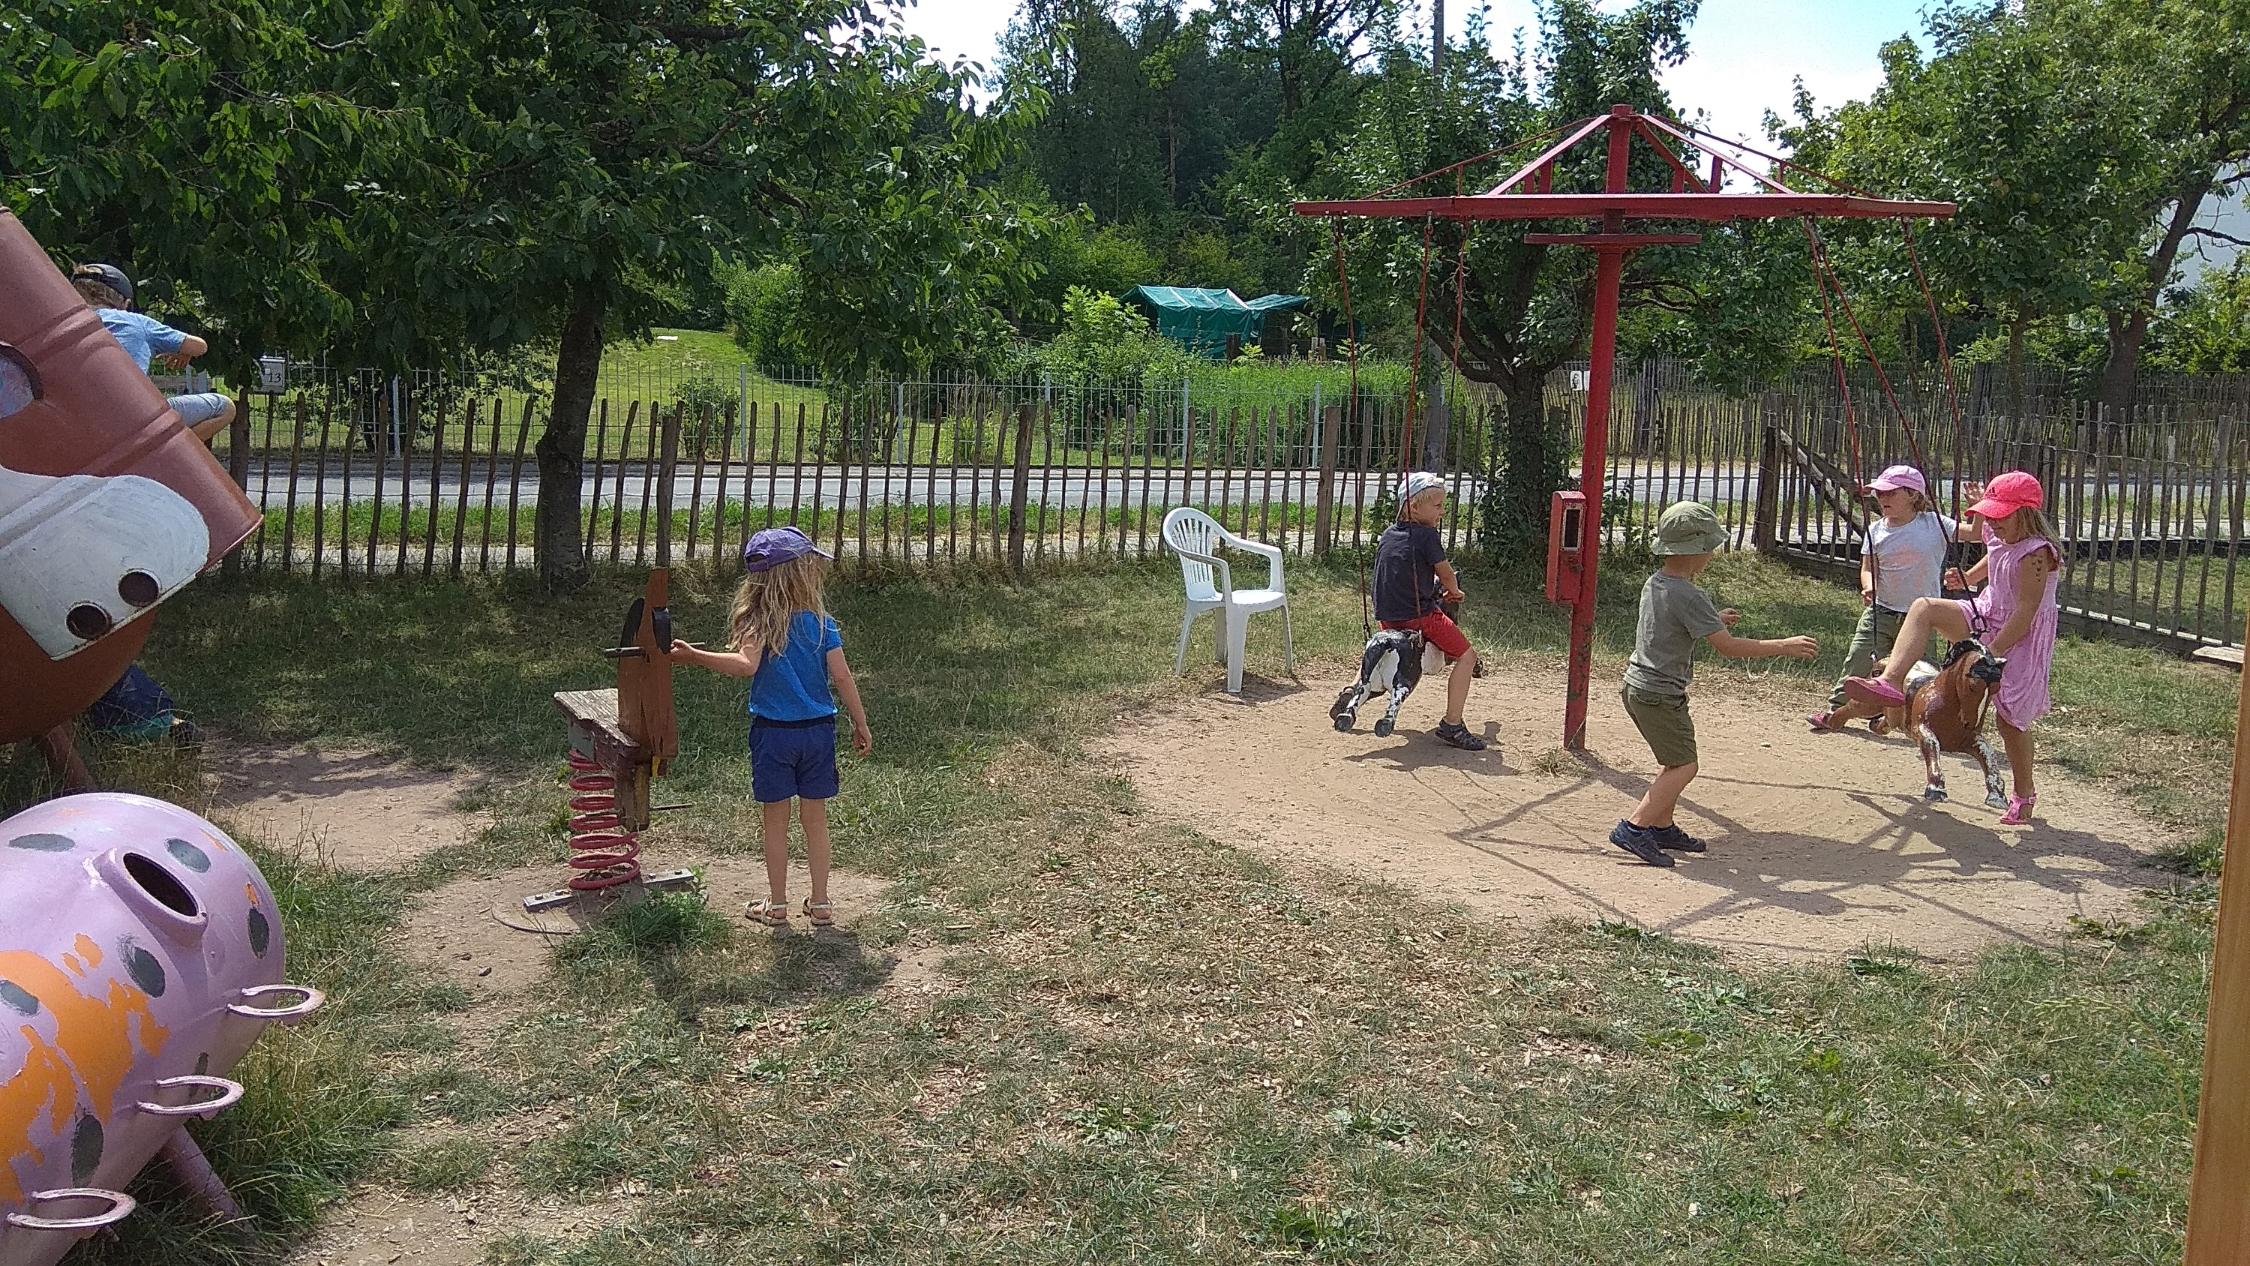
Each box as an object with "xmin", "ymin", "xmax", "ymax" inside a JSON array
[{"xmin": 671, "ymin": 527, "xmax": 872, "ymax": 929}]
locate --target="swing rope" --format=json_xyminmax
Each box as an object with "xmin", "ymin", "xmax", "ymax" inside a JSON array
[
  {"xmin": 1335, "ymin": 224, "xmax": 1374, "ymax": 637},
  {"xmin": 1802, "ymin": 220, "xmax": 1931, "ymax": 477},
  {"xmin": 1799, "ymin": 219, "xmax": 1867, "ymax": 493},
  {"xmin": 1403, "ymin": 215, "xmax": 1437, "ymax": 479},
  {"xmin": 1900, "ymin": 217, "xmax": 1991, "ymax": 636}
]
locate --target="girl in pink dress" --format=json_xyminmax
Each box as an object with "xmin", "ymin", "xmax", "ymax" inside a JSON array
[{"xmin": 1844, "ymin": 471, "xmax": 2062, "ymax": 826}]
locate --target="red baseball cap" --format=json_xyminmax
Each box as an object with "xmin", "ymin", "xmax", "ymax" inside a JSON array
[{"xmin": 1969, "ymin": 471, "xmax": 2043, "ymax": 519}]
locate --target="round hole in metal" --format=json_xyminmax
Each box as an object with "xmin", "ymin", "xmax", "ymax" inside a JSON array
[
  {"xmin": 66, "ymin": 604, "xmax": 113, "ymax": 640},
  {"xmin": 121, "ymin": 852, "xmax": 199, "ymax": 918},
  {"xmin": 118, "ymin": 571, "xmax": 160, "ymax": 607}
]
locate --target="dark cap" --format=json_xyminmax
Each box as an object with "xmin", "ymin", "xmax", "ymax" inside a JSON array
[
  {"xmin": 70, "ymin": 263, "xmax": 134, "ymax": 306},
  {"xmin": 742, "ymin": 526, "xmax": 833, "ymax": 573}
]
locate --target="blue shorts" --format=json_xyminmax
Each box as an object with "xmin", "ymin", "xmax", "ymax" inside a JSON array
[
  {"xmin": 168, "ymin": 392, "xmax": 232, "ymax": 427},
  {"xmin": 749, "ymin": 718, "xmax": 839, "ymax": 804}
]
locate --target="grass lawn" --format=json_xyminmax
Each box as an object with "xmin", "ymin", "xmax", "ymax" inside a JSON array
[{"xmin": 4, "ymin": 551, "xmax": 2229, "ymax": 1265}]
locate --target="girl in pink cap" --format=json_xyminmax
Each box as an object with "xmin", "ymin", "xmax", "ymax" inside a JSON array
[
  {"xmin": 1844, "ymin": 471, "xmax": 2063, "ymax": 825},
  {"xmin": 1810, "ymin": 464, "xmax": 1964, "ymax": 733}
]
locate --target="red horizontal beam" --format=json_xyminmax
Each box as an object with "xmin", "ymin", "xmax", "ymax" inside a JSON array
[
  {"xmin": 1522, "ymin": 232, "xmax": 1703, "ymax": 247},
  {"xmin": 1293, "ymin": 193, "xmax": 1955, "ymax": 222}
]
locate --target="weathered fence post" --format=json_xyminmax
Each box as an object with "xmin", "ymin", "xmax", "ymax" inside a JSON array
[
  {"xmin": 1008, "ymin": 402, "xmax": 1035, "ymax": 576},
  {"xmin": 223, "ymin": 406, "xmax": 253, "ymax": 574},
  {"xmin": 656, "ymin": 404, "xmax": 680, "ymax": 569},
  {"xmin": 1313, "ymin": 404, "xmax": 1341, "ymax": 555},
  {"xmin": 1753, "ymin": 411, "xmax": 1781, "ymax": 555}
]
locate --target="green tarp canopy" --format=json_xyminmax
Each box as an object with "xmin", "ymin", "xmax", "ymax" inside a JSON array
[{"xmin": 1127, "ymin": 286, "xmax": 1311, "ymax": 357}]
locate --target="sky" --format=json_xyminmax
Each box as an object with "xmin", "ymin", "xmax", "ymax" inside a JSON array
[{"xmin": 890, "ymin": 0, "xmax": 2241, "ymax": 278}]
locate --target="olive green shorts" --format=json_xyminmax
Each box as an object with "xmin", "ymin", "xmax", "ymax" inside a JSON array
[{"xmin": 1622, "ymin": 686, "xmax": 1698, "ymax": 769}]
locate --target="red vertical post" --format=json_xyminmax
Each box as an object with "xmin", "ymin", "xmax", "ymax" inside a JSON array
[{"xmin": 1562, "ymin": 106, "xmax": 1638, "ymax": 751}]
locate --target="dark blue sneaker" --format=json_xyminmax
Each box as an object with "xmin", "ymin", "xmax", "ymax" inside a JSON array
[
  {"xmin": 1434, "ymin": 721, "xmax": 1488, "ymax": 751},
  {"xmin": 1608, "ymin": 820, "xmax": 1676, "ymax": 868},
  {"xmin": 1651, "ymin": 824, "xmax": 1706, "ymax": 853}
]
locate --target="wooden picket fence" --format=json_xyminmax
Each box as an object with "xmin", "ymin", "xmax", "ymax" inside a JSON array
[
  {"xmin": 207, "ymin": 363, "xmax": 2250, "ymax": 652},
  {"xmin": 1762, "ymin": 390, "xmax": 2250, "ymax": 651}
]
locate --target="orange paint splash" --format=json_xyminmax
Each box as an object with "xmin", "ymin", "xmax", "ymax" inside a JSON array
[{"xmin": 0, "ymin": 949, "xmax": 169, "ymax": 1205}]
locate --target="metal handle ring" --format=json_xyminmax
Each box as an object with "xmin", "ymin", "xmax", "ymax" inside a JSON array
[
  {"xmin": 136, "ymin": 1074, "xmax": 245, "ymax": 1118},
  {"xmin": 226, "ymin": 983, "xmax": 325, "ymax": 1021},
  {"xmin": 5, "ymin": 1188, "xmax": 137, "ymax": 1233}
]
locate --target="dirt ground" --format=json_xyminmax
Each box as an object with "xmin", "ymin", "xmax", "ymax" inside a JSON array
[
  {"xmin": 289, "ymin": 854, "xmax": 913, "ymax": 1266},
  {"xmin": 1097, "ymin": 665, "xmax": 2171, "ymax": 962},
  {"xmin": 206, "ymin": 739, "xmax": 488, "ymax": 869}
]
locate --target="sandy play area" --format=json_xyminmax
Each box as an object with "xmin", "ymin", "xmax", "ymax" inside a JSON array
[{"xmin": 1099, "ymin": 666, "xmax": 2171, "ymax": 961}]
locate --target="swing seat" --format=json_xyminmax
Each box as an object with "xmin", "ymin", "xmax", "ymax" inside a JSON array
[{"xmin": 1162, "ymin": 508, "xmax": 1293, "ymax": 694}]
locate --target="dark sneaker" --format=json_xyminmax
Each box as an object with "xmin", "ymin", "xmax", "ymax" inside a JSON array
[
  {"xmin": 1651, "ymin": 824, "xmax": 1705, "ymax": 852},
  {"xmin": 1608, "ymin": 820, "xmax": 1676, "ymax": 868},
  {"xmin": 1434, "ymin": 721, "xmax": 1488, "ymax": 751}
]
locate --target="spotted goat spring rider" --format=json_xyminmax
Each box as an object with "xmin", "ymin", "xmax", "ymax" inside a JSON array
[
  {"xmin": 1330, "ymin": 596, "xmax": 1474, "ymax": 738},
  {"xmin": 0, "ymin": 211, "xmax": 319, "ymax": 1261}
]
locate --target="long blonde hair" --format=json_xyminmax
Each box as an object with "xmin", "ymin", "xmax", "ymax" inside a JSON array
[
  {"xmin": 727, "ymin": 555, "xmax": 829, "ymax": 658},
  {"xmin": 2003, "ymin": 506, "xmax": 2067, "ymax": 572}
]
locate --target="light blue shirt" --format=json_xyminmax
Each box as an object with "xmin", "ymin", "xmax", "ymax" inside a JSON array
[
  {"xmin": 746, "ymin": 612, "xmax": 843, "ymax": 723},
  {"xmin": 95, "ymin": 308, "xmax": 187, "ymax": 374}
]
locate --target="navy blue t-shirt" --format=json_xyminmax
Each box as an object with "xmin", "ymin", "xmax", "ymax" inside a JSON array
[{"xmin": 1373, "ymin": 522, "xmax": 1446, "ymax": 623}]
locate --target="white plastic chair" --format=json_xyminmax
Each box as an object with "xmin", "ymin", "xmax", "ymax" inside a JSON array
[{"xmin": 1162, "ymin": 507, "xmax": 1293, "ymax": 693}]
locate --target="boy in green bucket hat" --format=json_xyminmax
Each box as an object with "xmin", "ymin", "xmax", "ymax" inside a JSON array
[{"xmin": 1612, "ymin": 502, "xmax": 1820, "ymax": 867}]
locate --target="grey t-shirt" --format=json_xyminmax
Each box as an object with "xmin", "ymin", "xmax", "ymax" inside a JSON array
[{"xmin": 1624, "ymin": 571, "xmax": 1727, "ymax": 696}]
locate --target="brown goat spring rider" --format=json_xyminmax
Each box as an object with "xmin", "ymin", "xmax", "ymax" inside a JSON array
[{"xmin": 1868, "ymin": 640, "xmax": 2008, "ymax": 808}]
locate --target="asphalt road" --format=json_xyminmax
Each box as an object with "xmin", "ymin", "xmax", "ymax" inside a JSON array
[{"xmin": 236, "ymin": 459, "xmax": 1766, "ymax": 513}]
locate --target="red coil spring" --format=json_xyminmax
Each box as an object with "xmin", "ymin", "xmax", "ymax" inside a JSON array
[{"xmin": 564, "ymin": 751, "xmax": 642, "ymax": 891}]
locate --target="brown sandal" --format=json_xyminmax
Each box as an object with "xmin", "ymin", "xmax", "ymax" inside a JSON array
[
  {"xmin": 747, "ymin": 899, "xmax": 789, "ymax": 928},
  {"xmin": 800, "ymin": 898, "xmax": 835, "ymax": 928}
]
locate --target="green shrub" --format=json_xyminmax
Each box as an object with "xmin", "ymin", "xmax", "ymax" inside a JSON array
[{"xmin": 722, "ymin": 261, "xmax": 807, "ymax": 375}]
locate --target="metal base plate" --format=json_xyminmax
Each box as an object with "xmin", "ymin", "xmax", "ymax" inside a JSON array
[{"xmin": 520, "ymin": 868, "xmax": 698, "ymax": 914}]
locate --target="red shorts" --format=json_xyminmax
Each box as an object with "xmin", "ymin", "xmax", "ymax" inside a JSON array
[{"xmin": 1380, "ymin": 612, "xmax": 1470, "ymax": 659}]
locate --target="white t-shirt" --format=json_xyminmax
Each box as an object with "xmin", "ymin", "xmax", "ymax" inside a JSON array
[{"xmin": 1867, "ymin": 511, "xmax": 1957, "ymax": 611}]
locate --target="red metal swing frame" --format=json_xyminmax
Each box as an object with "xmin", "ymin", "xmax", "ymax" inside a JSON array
[{"xmin": 1295, "ymin": 104, "xmax": 1954, "ymax": 750}]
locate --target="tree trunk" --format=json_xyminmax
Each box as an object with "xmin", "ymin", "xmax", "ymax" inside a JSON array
[
  {"xmin": 1418, "ymin": 335, "xmax": 1451, "ymax": 473},
  {"xmin": 534, "ymin": 287, "xmax": 605, "ymax": 591},
  {"xmin": 1431, "ymin": 0, "xmax": 1445, "ymax": 85},
  {"xmin": 1483, "ymin": 366, "xmax": 1563, "ymax": 565},
  {"xmin": 2100, "ymin": 169, "xmax": 2217, "ymax": 417}
]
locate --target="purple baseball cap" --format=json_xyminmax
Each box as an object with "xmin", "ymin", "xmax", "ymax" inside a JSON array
[
  {"xmin": 742, "ymin": 526, "xmax": 832, "ymax": 573},
  {"xmin": 1864, "ymin": 464, "xmax": 1927, "ymax": 495}
]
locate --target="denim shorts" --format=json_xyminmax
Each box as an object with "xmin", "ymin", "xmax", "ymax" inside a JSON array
[
  {"xmin": 168, "ymin": 392, "xmax": 231, "ymax": 426},
  {"xmin": 749, "ymin": 717, "xmax": 839, "ymax": 803}
]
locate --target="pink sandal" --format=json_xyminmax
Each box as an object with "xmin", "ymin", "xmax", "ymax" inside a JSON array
[
  {"xmin": 1808, "ymin": 712, "xmax": 1839, "ymax": 732},
  {"xmin": 1999, "ymin": 795, "xmax": 2036, "ymax": 826},
  {"xmin": 1843, "ymin": 676, "xmax": 1906, "ymax": 706}
]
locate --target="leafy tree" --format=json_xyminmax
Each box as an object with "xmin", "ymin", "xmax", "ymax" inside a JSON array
[
  {"xmin": 1790, "ymin": 0, "xmax": 2250, "ymax": 416},
  {"xmin": 1306, "ymin": 0, "xmax": 1704, "ymax": 562},
  {"xmin": 384, "ymin": 2, "xmax": 1048, "ymax": 588},
  {"xmin": 1212, "ymin": 0, "xmax": 1402, "ymax": 123},
  {"xmin": 0, "ymin": 0, "xmax": 423, "ymax": 371},
  {"xmin": 1003, "ymin": 1, "xmax": 1170, "ymax": 221},
  {"xmin": 2147, "ymin": 261, "xmax": 2250, "ymax": 373}
]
